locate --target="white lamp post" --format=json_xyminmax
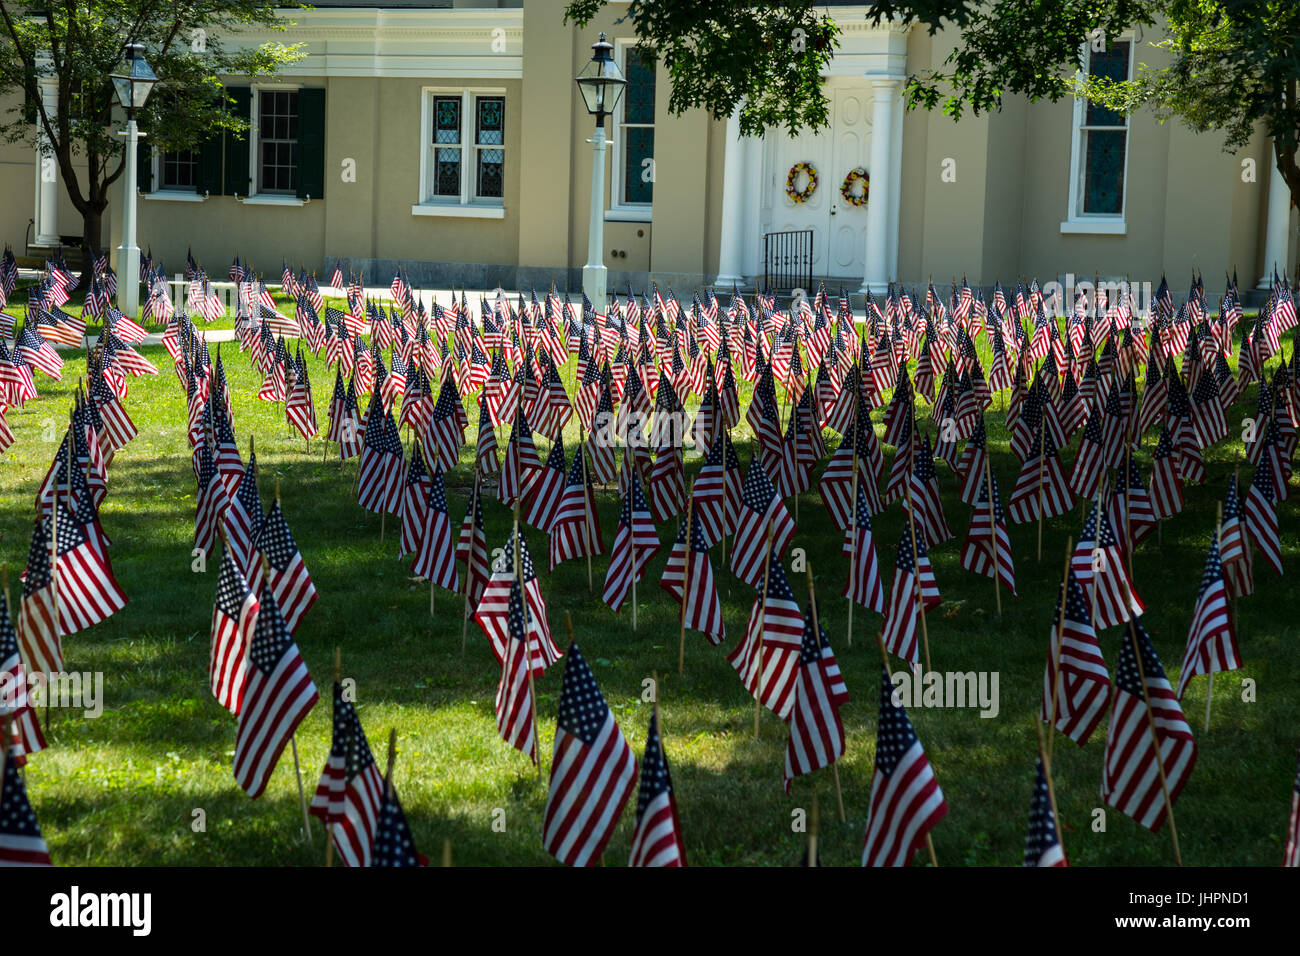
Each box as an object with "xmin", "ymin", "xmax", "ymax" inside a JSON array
[
  {"xmin": 110, "ymin": 42, "xmax": 158, "ymax": 319},
  {"xmin": 575, "ymin": 33, "xmax": 626, "ymax": 315}
]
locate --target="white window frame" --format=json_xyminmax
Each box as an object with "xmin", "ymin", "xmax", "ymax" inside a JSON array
[
  {"xmin": 145, "ymin": 149, "xmax": 208, "ymax": 202},
  {"xmin": 607, "ymin": 38, "xmax": 654, "ymax": 223},
  {"xmin": 1061, "ymin": 34, "xmax": 1134, "ymax": 236},
  {"xmin": 241, "ymin": 83, "xmax": 306, "ymax": 206},
  {"xmin": 413, "ymin": 86, "xmax": 506, "ymax": 219}
]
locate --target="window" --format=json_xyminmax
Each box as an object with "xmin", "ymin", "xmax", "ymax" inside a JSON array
[
  {"xmin": 1063, "ymin": 39, "xmax": 1132, "ymax": 233},
  {"xmin": 418, "ymin": 88, "xmax": 506, "ymax": 212},
  {"xmin": 612, "ymin": 44, "xmax": 655, "ymax": 215},
  {"xmin": 258, "ymin": 89, "xmax": 298, "ymax": 194},
  {"xmin": 160, "ymin": 150, "xmax": 198, "ymax": 190}
]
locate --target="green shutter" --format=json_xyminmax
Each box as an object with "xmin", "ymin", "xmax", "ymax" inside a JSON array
[
  {"xmin": 224, "ymin": 86, "xmax": 251, "ymax": 196},
  {"xmin": 137, "ymin": 141, "xmax": 152, "ymax": 193},
  {"xmin": 296, "ymin": 87, "xmax": 325, "ymax": 200},
  {"xmin": 197, "ymin": 135, "xmax": 223, "ymax": 196}
]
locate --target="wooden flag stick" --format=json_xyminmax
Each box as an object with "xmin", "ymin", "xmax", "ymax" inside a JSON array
[
  {"xmin": 1124, "ymin": 607, "xmax": 1183, "ymax": 866},
  {"xmin": 804, "ymin": 560, "xmax": 846, "ymax": 823},
  {"xmin": 516, "ymin": 504, "xmax": 541, "ymax": 779},
  {"xmin": 1033, "ymin": 717, "xmax": 1066, "ymax": 862},
  {"xmin": 983, "ymin": 450, "xmax": 1001, "ymax": 616},
  {"xmin": 678, "ymin": 483, "xmax": 696, "ymax": 676},
  {"xmin": 1205, "ymin": 505, "xmax": 1223, "ymax": 733},
  {"xmin": 325, "ymin": 646, "xmax": 342, "ymax": 867},
  {"xmin": 904, "ymin": 497, "xmax": 932, "ymax": 677},
  {"xmin": 807, "ymin": 790, "xmax": 819, "ymax": 866},
  {"xmin": 290, "ymin": 734, "xmax": 313, "ymax": 845},
  {"xmin": 1035, "ymin": 410, "xmax": 1047, "ymax": 561},
  {"xmin": 461, "ymin": 474, "xmax": 479, "ymax": 654},
  {"xmin": 383, "ymin": 728, "xmax": 398, "ymax": 799},
  {"xmin": 846, "ymin": 386, "xmax": 861, "ymax": 648},
  {"xmin": 753, "ymin": 519, "xmax": 776, "ymax": 740},
  {"xmin": 1045, "ymin": 536, "xmax": 1075, "ymax": 769},
  {"xmin": 580, "ymin": 427, "xmax": 594, "ymax": 593}
]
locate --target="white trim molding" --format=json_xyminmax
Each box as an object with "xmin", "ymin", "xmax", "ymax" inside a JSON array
[
  {"xmin": 608, "ymin": 38, "xmax": 655, "ymax": 221},
  {"xmin": 143, "ymin": 191, "xmax": 208, "ymax": 203},
  {"xmin": 218, "ymin": 8, "xmax": 523, "ymax": 80},
  {"xmin": 1062, "ymin": 34, "xmax": 1134, "ymax": 235},
  {"xmin": 411, "ymin": 203, "xmax": 504, "ymax": 220},
  {"xmin": 416, "ymin": 85, "xmax": 507, "ymax": 214}
]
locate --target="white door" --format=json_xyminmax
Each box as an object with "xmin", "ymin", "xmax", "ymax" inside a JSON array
[{"xmin": 766, "ymin": 79, "xmax": 871, "ymax": 280}]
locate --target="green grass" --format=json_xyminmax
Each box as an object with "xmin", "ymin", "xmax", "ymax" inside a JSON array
[{"xmin": 1, "ymin": 321, "xmax": 1297, "ymax": 867}]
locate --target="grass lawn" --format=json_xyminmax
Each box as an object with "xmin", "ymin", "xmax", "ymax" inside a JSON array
[{"xmin": 1, "ymin": 305, "xmax": 1297, "ymax": 867}]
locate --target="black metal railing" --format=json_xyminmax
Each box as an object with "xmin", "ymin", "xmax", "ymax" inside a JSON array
[{"xmin": 763, "ymin": 229, "xmax": 813, "ymax": 293}]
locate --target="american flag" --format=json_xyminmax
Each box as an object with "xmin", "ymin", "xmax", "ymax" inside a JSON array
[
  {"xmin": 0, "ymin": 754, "xmax": 50, "ymax": 865},
  {"xmin": 410, "ymin": 464, "xmax": 458, "ymax": 593},
  {"xmin": 1041, "ymin": 570, "xmax": 1110, "ymax": 746},
  {"xmin": 256, "ymin": 499, "xmax": 318, "ymax": 635},
  {"xmin": 456, "ymin": 478, "xmax": 490, "ymax": 609},
  {"xmin": 523, "ymin": 435, "xmax": 567, "ymax": 533},
  {"xmin": 1176, "ymin": 530, "xmax": 1240, "ymax": 699},
  {"xmin": 1071, "ymin": 495, "xmax": 1144, "ymax": 629},
  {"xmin": 474, "ymin": 529, "xmax": 560, "ymax": 676},
  {"xmin": 880, "ymin": 521, "xmax": 941, "ymax": 667},
  {"xmin": 647, "ymin": 440, "xmax": 687, "ymax": 524},
  {"xmin": 209, "ymin": 550, "xmax": 259, "ymax": 716},
  {"xmin": 194, "ymin": 436, "xmax": 230, "ymax": 556},
  {"xmin": 628, "ymin": 710, "xmax": 686, "ymax": 867},
  {"xmin": 960, "ymin": 472, "xmax": 1016, "ymax": 596},
  {"xmin": 1024, "ymin": 758, "xmax": 1066, "ymax": 866},
  {"xmin": 861, "ymin": 667, "xmax": 947, "ymax": 866},
  {"xmin": 398, "ymin": 445, "xmax": 432, "ymax": 560},
  {"xmin": 1069, "ymin": 407, "xmax": 1107, "ymax": 500},
  {"xmin": 660, "ymin": 509, "xmax": 725, "ymax": 645},
  {"xmin": 1007, "ymin": 427, "xmax": 1073, "ymax": 524},
  {"xmin": 542, "ymin": 643, "xmax": 637, "ymax": 867},
  {"xmin": 783, "ymin": 596, "xmax": 850, "ymax": 793},
  {"xmin": 372, "ymin": 783, "xmax": 422, "ymax": 867},
  {"xmin": 1149, "ymin": 424, "xmax": 1185, "ymax": 519},
  {"xmin": 1244, "ymin": 462, "xmax": 1282, "ymax": 576},
  {"xmin": 1101, "ymin": 617, "xmax": 1196, "ymax": 831},
  {"xmin": 602, "ymin": 462, "xmax": 659, "ymax": 613},
  {"xmin": 549, "ymin": 443, "xmax": 603, "ymax": 571},
  {"xmin": 0, "ymin": 590, "xmax": 45, "ymax": 766},
  {"xmin": 233, "ymin": 583, "xmax": 318, "ymax": 799},
  {"xmin": 498, "ymin": 410, "xmax": 541, "ymax": 507},
  {"xmin": 223, "ymin": 453, "xmax": 264, "ymax": 596},
  {"xmin": 730, "ymin": 463, "xmax": 796, "ymax": 588},
  {"xmin": 726, "ymin": 556, "xmax": 805, "ymax": 720},
  {"xmin": 495, "ymin": 581, "xmax": 538, "ymax": 764},
  {"xmin": 907, "ymin": 433, "xmax": 953, "ymax": 546},
  {"xmin": 842, "ymin": 482, "xmax": 885, "ymax": 613},
  {"xmin": 357, "ymin": 397, "xmax": 405, "ymax": 515},
  {"xmin": 1218, "ymin": 472, "xmax": 1253, "ymax": 599},
  {"xmin": 310, "ymin": 681, "xmax": 385, "ymax": 866}
]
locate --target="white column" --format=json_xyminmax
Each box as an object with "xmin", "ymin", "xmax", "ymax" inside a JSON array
[
  {"xmin": 33, "ymin": 78, "xmax": 59, "ymax": 246},
  {"xmin": 715, "ymin": 108, "xmax": 748, "ymax": 289},
  {"xmin": 582, "ymin": 124, "xmax": 609, "ymax": 313},
  {"xmin": 739, "ymin": 132, "xmax": 764, "ymax": 281},
  {"xmin": 888, "ymin": 81, "xmax": 904, "ymax": 284},
  {"xmin": 860, "ymin": 76, "xmax": 898, "ymax": 294},
  {"xmin": 1260, "ymin": 149, "xmax": 1292, "ymax": 288}
]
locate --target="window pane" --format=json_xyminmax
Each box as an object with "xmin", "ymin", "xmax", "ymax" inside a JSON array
[
  {"xmin": 1085, "ymin": 41, "xmax": 1129, "ymax": 126},
  {"xmin": 1082, "ymin": 129, "xmax": 1125, "ymax": 214},
  {"xmin": 476, "ymin": 96, "xmax": 504, "ymax": 146},
  {"xmin": 624, "ymin": 50, "xmax": 655, "ymax": 125},
  {"xmin": 477, "ymin": 148, "xmax": 504, "ymax": 198},
  {"xmin": 623, "ymin": 126, "xmax": 654, "ymax": 204},
  {"xmin": 435, "ymin": 97, "xmax": 461, "ymax": 145},
  {"xmin": 259, "ymin": 90, "xmax": 299, "ymax": 193},
  {"xmin": 162, "ymin": 150, "xmax": 196, "ymax": 189},
  {"xmin": 436, "ymin": 147, "xmax": 461, "ymax": 196}
]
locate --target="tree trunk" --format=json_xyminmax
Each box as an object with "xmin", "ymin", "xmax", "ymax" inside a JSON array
[{"xmin": 79, "ymin": 206, "xmax": 103, "ymax": 290}]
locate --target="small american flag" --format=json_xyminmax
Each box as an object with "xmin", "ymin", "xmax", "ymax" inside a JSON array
[
  {"xmin": 1244, "ymin": 461, "xmax": 1282, "ymax": 577},
  {"xmin": 861, "ymin": 667, "xmax": 947, "ymax": 866},
  {"xmin": 960, "ymin": 472, "xmax": 1016, "ymax": 596},
  {"xmin": 542, "ymin": 643, "xmax": 637, "ymax": 866},
  {"xmin": 842, "ymin": 482, "xmax": 885, "ymax": 613},
  {"xmin": 233, "ymin": 583, "xmax": 318, "ymax": 799},
  {"xmin": 1176, "ymin": 530, "xmax": 1240, "ymax": 699},
  {"xmin": 1286, "ymin": 748, "xmax": 1300, "ymax": 867},
  {"xmin": 372, "ymin": 784, "xmax": 422, "ymax": 867},
  {"xmin": 783, "ymin": 596, "xmax": 849, "ymax": 793},
  {"xmin": 660, "ymin": 510, "xmax": 725, "ymax": 644},
  {"xmin": 256, "ymin": 499, "xmax": 318, "ymax": 635},
  {"xmin": 602, "ymin": 461, "xmax": 658, "ymax": 613},
  {"xmin": 730, "ymin": 463, "xmax": 796, "ymax": 588},
  {"xmin": 1101, "ymin": 617, "xmax": 1196, "ymax": 831},
  {"xmin": 495, "ymin": 582, "xmax": 537, "ymax": 764},
  {"xmin": 1024, "ymin": 758, "xmax": 1066, "ymax": 866},
  {"xmin": 1042, "ymin": 570, "xmax": 1110, "ymax": 746},
  {"xmin": 209, "ymin": 550, "xmax": 259, "ymax": 716},
  {"xmin": 727, "ymin": 556, "xmax": 805, "ymax": 720},
  {"xmin": 310, "ymin": 681, "xmax": 385, "ymax": 866},
  {"xmin": 880, "ymin": 521, "xmax": 941, "ymax": 668},
  {"xmin": 410, "ymin": 463, "xmax": 458, "ymax": 593},
  {"xmin": 0, "ymin": 590, "xmax": 45, "ymax": 766},
  {"xmin": 0, "ymin": 755, "xmax": 50, "ymax": 865},
  {"xmin": 628, "ymin": 710, "xmax": 685, "ymax": 867}
]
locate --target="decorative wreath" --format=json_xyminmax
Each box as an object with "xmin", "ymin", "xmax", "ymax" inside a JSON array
[
  {"xmin": 785, "ymin": 162, "xmax": 818, "ymax": 204},
  {"xmin": 841, "ymin": 167, "xmax": 869, "ymax": 207}
]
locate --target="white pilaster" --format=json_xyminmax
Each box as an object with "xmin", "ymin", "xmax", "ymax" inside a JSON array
[
  {"xmin": 888, "ymin": 81, "xmax": 904, "ymax": 285},
  {"xmin": 739, "ymin": 130, "xmax": 764, "ymax": 282},
  {"xmin": 715, "ymin": 108, "xmax": 748, "ymax": 288},
  {"xmin": 33, "ymin": 78, "xmax": 60, "ymax": 246},
  {"xmin": 860, "ymin": 76, "xmax": 898, "ymax": 294},
  {"xmin": 1260, "ymin": 149, "xmax": 1292, "ymax": 288}
]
